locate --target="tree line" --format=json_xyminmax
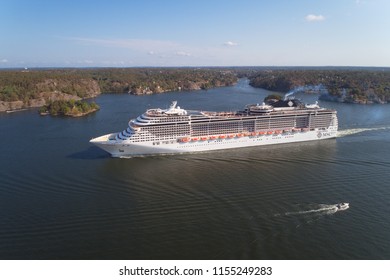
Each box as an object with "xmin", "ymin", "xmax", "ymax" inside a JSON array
[
  {"xmin": 1, "ymin": 67, "xmax": 390, "ymax": 106},
  {"xmin": 0, "ymin": 68, "xmax": 237, "ymax": 103},
  {"xmin": 248, "ymin": 69, "xmax": 390, "ymax": 103}
]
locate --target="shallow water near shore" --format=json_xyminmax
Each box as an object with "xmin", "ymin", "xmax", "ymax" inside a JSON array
[{"xmin": 1, "ymin": 79, "xmax": 390, "ymax": 259}]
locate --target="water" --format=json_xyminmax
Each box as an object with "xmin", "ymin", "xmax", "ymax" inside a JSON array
[{"xmin": 1, "ymin": 79, "xmax": 390, "ymax": 259}]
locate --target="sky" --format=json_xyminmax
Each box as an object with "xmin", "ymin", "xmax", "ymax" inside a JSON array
[{"xmin": 1, "ymin": 0, "xmax": 389, "ymax": 67}]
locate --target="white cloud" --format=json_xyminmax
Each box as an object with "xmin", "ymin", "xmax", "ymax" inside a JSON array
[
  {"xmin": 1, "ymin": 59, "xmax": 8, "ymax": 63},
  {"xmin": 175, "ymin": 51, "xmax": 191, "ymax": 56},
  {"xmin": 305, "ymin": 14, "xmax": 325, "ymax": 22},
  {"xmin": 148, "ymin": 51, "xmax": 155, "ymax": 55},
  {"xmin": 355, "ymin": 0, "xmax": 368, "ymax": 6},
  {"xmin": 224, "ymin": 41, "xmax": 238, "ymax": 46}
]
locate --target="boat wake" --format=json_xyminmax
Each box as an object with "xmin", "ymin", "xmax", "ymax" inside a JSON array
[
  {"xmin": 274, "ymin": 203, "xmax": 349, "ymax": 226},
  {"xmin": 285, "ymin": 203, "xmax": 349, "ymax": 216},
  {"xmin": 337, "ymin": 126, "xmax": 390, "ymax": 137}
]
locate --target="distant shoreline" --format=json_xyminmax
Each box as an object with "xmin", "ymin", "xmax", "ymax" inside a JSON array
[
  {"xmin": 1, "ymin": 67, "xmax": 390, "ymax": 113},
  {"xmin": 6, "ymin": 108, "xmax": 28, "ymax": 113},
  {"xmin": 39, "ymin": 107, "xmax": 99, "ymax": 117},
  {"xmin": 248, "ymin": 68, "xmax": 390, "ymax": 104},
  {"xmin": 0, "ymin": 68, "xmax": 237, "ymax": 112}
]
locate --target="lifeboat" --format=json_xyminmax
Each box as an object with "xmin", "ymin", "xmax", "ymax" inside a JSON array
[
  {"xmin": 181, "ymin": 137, "xmax": 190, "ymax": 142},
  {"xmin": 258, "ymin": 131, "xmax": 266, "ymax": 135},
  {"xmin": 275, "ymin": 130, "xmax": 282, "ymax": 134},
  {"xmin": 251, "ymin": 132, "xmax": 257, "ymax": 136},
  {"xmin": 267, "ymin": 131, "xmax": 274, "ymax": 135},
  {"xmin": 219, "ymin": 135, "xmax": 226, "ymax": 139},
  {"xmin": 236, "ymin": 133, "xmax": 243, "ymax": 137},
  {"xmin": 191, "ymin": 137, "xmax": 199, "ymax": 141},
  {"xmin": 200, "ymin": 136, "xmax": 208, "ymax": 141},
  {"xmin": 209, "ymin": 135, "xmax": 217, "ymax": 140},
  {"xmin": 228, "ymin": 134, "xmax": 235, "ymax": 138}
]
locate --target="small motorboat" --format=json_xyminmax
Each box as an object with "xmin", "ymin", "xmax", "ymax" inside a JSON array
[{"xmin": 336, "ymin": 202, "xmax": 349, "ymax": 210}]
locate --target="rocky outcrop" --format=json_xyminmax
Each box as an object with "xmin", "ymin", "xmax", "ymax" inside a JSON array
[
  {"xmin": 0, "ymin": 79, "xmax": 101, "ymax": 112},
  {"xmin": 128, "ymin": 80, "xmax": 232, "ymax": 95},
  {"xmin": 0, "ymin": 101, "xmax": 24, "ymax": 112},
  {"xmin": 35, "ymin": 78, "xmax": 101, "ymax": 99}
]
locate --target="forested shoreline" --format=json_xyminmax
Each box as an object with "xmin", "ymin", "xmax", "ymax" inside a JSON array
[
  {"xmin": 0, "ymin": 68, "xmax": 237, "ymax": 112},
  {"xmin": 1, "ymin": 67, "xmax": 390, "ymax": 113},
  {"xmin": 248, "ymin": 69, "xmax": 390, "ymax": 104}
]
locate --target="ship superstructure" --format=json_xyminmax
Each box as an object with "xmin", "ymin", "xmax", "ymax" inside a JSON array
[{"xmin": 90, "ymin": 99, "xmax": 338, "ymax": 157}]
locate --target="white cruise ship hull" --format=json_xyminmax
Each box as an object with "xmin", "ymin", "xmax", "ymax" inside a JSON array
[{"xmin": 91, "ymin": 128, "xmax": 337, "ymax": 158}]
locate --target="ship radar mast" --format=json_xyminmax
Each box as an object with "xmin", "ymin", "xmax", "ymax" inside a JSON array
[
  {"xmin": 164, "ymin": 101, "xmax": 187, "ymax": 115},
  {"xmin": 170, "ymin": 101, "xmax": 177, "ymax": 109}
]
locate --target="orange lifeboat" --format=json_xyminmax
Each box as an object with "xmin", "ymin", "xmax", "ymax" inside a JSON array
[
  {"xmin": 209, "ymin": 135, "xmax": 217, "ymax": 140},
  {"xmin": 259, "ymin": 131, "xmax": 266, "ymax": 135},
  {"xmin": 275, "ymin": 130, "xmax": 282, "ymax": 134},
  {"xmin": 181, "ymin": 137, "xmax": 190, "ymax": 142},
  {"xmin": 219, "ymin": 135, "xmax": 226, "ymax": 139},
  {"xmin": 191, "ymin": 137, "xmax": 199, "ymax": 141},
  {"xmin": 200, "ymin": 136, "xmax": 208, "ymax": 141},
  {"xmin": 228, "ymin": 134, "xmax": 235, "ymax": 138},
  {"xmin": 236, "ymin": 133, "xmax": 243, "ymax": 137},
  {"xmin": 267, "ymin": 131, "xmax": 274, "ymax": 135},
  {"xmin": 251, "ymin": 132, "xmax": 257, "ymax": 136}
]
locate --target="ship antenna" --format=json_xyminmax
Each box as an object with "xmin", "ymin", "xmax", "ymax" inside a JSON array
[{"xmin": 170, "ymin": 101, "xmax": 177, "ymax": 109}]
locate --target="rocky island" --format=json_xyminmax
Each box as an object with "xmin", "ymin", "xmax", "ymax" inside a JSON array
[{"xmin": 39, "ymin": 100, "xmax": 100, "ymax": 117}]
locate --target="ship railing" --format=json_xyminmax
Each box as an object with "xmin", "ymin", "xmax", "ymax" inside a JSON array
[{"xmin": 201, "ymin": 111, "xmax": 237, "ymax": 117}]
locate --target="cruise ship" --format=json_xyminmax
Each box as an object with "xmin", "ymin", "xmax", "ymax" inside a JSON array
[{"xmin": 90, "ymin": 98, "xmax": 338, "ymax": 157}]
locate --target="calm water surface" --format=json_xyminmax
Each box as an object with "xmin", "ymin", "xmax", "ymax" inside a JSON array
[{"xmin": 1, "ymin": 79, "xmax": 390, "ymax": 259}]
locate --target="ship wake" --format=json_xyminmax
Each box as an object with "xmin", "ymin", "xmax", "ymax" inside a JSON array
[{"xmin": 337, "ymin": 126, "xmax": 390, "ymax": 137}]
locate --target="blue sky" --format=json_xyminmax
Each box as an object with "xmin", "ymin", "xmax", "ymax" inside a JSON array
[{"xmin": 1, "ymin": 0, "xmax": 389, "ymax": 67}]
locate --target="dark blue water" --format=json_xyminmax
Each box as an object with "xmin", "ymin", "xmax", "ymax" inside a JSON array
[{"xmin": 1, "ymin": 79, "xmax": 390, "ymax": 259}]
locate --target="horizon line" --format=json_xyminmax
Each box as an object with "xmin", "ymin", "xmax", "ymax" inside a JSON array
[{"xmin": 1, "ymin": 65, "xmax": 390, "ymax": 70}]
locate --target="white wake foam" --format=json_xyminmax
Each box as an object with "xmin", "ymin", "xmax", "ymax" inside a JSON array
[
  {"xmin": 277, "ymin": 203, "xmax": 350, "ymax": 218},
  {"xmin": 285, "ymin": 204, "xmax": 338, "ymax": 216},
  {"xmin": 337, "ymin": 126, "xmax": 390, "ymax": 137},
  {"xmin": 274, "ymin": 203, "xmax": 350, "ymax": 227}
]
